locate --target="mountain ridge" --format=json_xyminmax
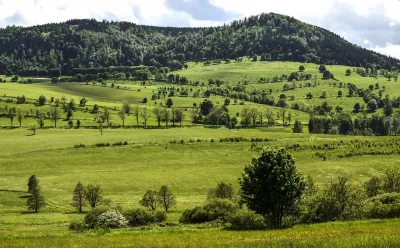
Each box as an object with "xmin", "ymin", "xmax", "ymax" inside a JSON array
[{"xmin": 0, "ymin": 12, "xmax": 398, "ymax": 75}]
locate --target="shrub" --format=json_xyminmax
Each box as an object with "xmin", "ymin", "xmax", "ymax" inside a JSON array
[
  {"xmin": 179, "ymin": 199, "xmax": 239, "ymax": 224},
  {"xmin": 228, "ymin": 209, "xmax": 266, "ymax": 230},
  {"xmin": 74, "ymin": 144, "xmax": 85, "ymax": 148},
  {"xmin": 97, "ymin": 210, "xmax": 128, "ymax": 228},
  {"xmin": 124, "ymin": 209, "xmax": 166, "ymax": 227},
  {"xmin": 207, "ymin": 182, "xmax": 235, "ymax": 201},
  {"xmin": 367, "ymin": 193, "xmax": 400, "ymax": 219},
  {"xmin": 84, "ymin": 208, "xmax": 108, "ymax": 228},
  {"xmin": 68, "ymin": 221, "xmax": 88, "ymax": 232},
  {"xmin": 300, "ymin": 174, "xmax": 367, "ymax": 223},
  {"xmin": 180, "ymin": 206, "xmax": 209, "ymax": 224}
]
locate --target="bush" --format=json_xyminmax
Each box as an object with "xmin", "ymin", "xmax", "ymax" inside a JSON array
[
  {"xmin": 367, "ymin": 193, "xmax": 400, "ymax": 219},
  {"xmin": 84, "ymin": 208, "xmax": 108, "ymax": 228},
  {"xmin": 227, "ymin": 209, "xmax": 266, "ymax": 230},
  {"xmin": 179, "ymin": 199, "xmax": 239, "ymax": 224},
  {"xmin": 97, "ymin": 210, "xmax": 128, "ymax": 228},
  {"xmin": 180, "ymin": 206, "xmax": 209, "ymax": 224},
  {"xmin": 68, "ymin": 221, "xmax": 88, "ymax": 232},
  {"xmin": 124, "ymin": 209, "xmax": 166, "ymax": 227}
]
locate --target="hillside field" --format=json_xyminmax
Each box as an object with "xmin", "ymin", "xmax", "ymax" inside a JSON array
[{"xmin": 1, "ymin": 61, "xmax": 400, "ymax": 247}]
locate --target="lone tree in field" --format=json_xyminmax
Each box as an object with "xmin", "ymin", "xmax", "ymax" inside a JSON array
[
  {"xmin": 50, "ymin": 106, "xmax": 60, "ymax": 127},
  {"xmin": 26, "ymin": 176, "xmax": 45, "ymax": 213},
  {"xmin": 139, "ymin": 190, "xmax": 159, "ymax": 210},
  {"xmin": 158, "ymin": 185, "xmax": 176, "ymax": 212},
  {"xmin": 28, "ymin": 175, "xmax": 38, "ymax": 193},
  {"xmin": 299, "ymin": 65, "xmax": 305, "ymax": 72},
  {"xmin": 72, "ymin": 182, "xmax": 85, "ymax": 213},
  {"xmin": 28, "ymin": 123, "xmax": 38, "ymax": 135},
  {"xmin": 239, "ymin": 147, "xmax": 305, "ymax": 228},
  {"xmin": 208, "ymin": 182, "xmax": 235, "ymax": 201},
  {"xmin": 85, "ymin": 184, "xmax": 103, "ymax": 209}
]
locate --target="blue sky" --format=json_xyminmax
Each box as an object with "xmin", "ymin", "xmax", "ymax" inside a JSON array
[{"xmin": 0, "ymin": 0, "xmax": 399, "ymax": 59}]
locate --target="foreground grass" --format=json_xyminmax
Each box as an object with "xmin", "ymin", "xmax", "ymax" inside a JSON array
[{"xmin": 1, "ymin": 219, "xmax": 400, "ymax": 248}]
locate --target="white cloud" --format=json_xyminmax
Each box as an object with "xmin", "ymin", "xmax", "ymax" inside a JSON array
[{"xmin": 373, "ymin": 43, "xmax": 400, "ymax": 60}]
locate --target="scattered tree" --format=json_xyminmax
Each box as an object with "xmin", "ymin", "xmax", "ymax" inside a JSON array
[
  {"xmin": 158, "ymin": 185, "xmax": 176, "ymax": 212},
  {"xmin": 72, "ymin": 182, "xmax": 86, "ymax": 213},
  {"xmin": 139, "ymin": 190, "xmax": 159, "ymax": 210},
  {"xmin": 207, "ymin": 182, "xmax": 235, "ymax": 201},
  {"xmin": 85, "ymin": 184, "xmax": 103, "ymax": 209},
  {"xmin": 28, "ymin": 123, "xmax": 38, "ymax": 135},
  {"xmin": 26, "ymin": 176, "xmax": 45, "ymax": 213}
]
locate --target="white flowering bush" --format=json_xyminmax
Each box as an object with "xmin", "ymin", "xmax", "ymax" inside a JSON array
[{"xmin": 97, "ymin": 210, "xmax": 128, "ymax": 228}]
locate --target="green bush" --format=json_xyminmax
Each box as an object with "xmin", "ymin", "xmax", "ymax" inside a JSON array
[
  {"xmin": 227, "ymin": 209, "xmax": 266, "ymax": 230},
  {"xmin": 84, "ymin": 208, "xmax": 108, "ymax": 228},
  {"xmin": 179, "ymin": 199, "xmax": 239, "ymax": 224},
  {"xmin": 367, "ymin": 193, "xmax": 400, "ymax": 219},
  {"xmin": 124, "ymin": 209, "xmax": 166, "ymax": 227},
  {"xmin": 68, "ymin": 221, "xmax": 88, "ymax": 232},
  {"xmin": 180, "ymin": 206, "xmax": 209, "ymax": 224}
]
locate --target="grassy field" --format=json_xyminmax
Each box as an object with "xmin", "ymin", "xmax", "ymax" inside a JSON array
[{"xmin": 1, "ymin": 61, "xmax": 400, "ymax": 247}]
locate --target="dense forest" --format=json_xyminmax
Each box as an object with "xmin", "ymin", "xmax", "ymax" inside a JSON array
[{"xmin": 0, "ymin": 12, "xmax": 399, "ymax": 75}]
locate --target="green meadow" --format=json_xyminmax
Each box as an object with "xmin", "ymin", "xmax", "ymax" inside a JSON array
[{"xmin": 1, "ymin": 61, "xmax": 400, "ymax": 247}]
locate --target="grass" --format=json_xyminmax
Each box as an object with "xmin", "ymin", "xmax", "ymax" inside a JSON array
[{"xmin": 1, "ymin": 61, "xmax": 400, "ymax": 247}]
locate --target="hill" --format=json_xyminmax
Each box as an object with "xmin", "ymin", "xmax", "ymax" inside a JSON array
[{"xmin": 0, "ymin": 13, "xmax": 399, "ymax": 75}]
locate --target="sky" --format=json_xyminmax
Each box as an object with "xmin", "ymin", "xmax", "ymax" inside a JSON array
[{"xmin": 0, "ymin": 0, "xmax": 399, "ymax": 59}]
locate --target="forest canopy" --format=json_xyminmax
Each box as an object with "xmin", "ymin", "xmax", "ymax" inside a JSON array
[{"xmin": 0, "ymin": 13, "xmax": 398, "ymax": 76}]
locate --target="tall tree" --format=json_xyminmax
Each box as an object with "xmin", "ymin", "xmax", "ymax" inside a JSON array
[
  {"xmin": 72, "ymin": 182, "xmax": 85, "ymax": 213},
  {"xmin": 153, "ymin": 105, "xmax": 163, "ymax": 127},
  {"xmin": 85, "ymin": 184, "xmax": 103, "ymax": 209},
  {"xmin": 8, "ymin": 107, "xmax": 16, "ymax": 127},
  {"xmin": 162, "ymin": 108, "xmax": 171, "ymax": 127},
  {"xmin": 132, "ymin": 105, "xmax": 141, "ymax": 127},
  {"xmin": 16, "ymin": 108, "xmax": 23, "ymax": 127},
  {"xmin": 140, "ymin": 107, "xmax": 150, "ymax": 127},
  {"xmin": 139, "ymin": 190, "xmax": 159, "ymax": 210},
  {"xmin": 239, "ymin": 147, "xmax": 305, "ymax": 228},
  {"xmin": 26, "ymin": 177, "xmax": 45, "ymax": 213},
  {"xmin": 28, "ymin": 175, "xmax": 38, "ymax": 193},
  {"xmin": 122, "ymin": 100, "xmax": 131, "ymax": 115},
  {"xmin": 158, "ymin": 185, "xmax": 176, "ymax": 212},
  {"xmin": 102, "ymin": 107, "xmax": 111, "ymax": 126},
  {"xmin": 118, "ymin": 108, "xmax": 126, "ymax": 127},
  {"xmin": 50, "ymin": 106, "xmax": 60, "ymax": 127}
]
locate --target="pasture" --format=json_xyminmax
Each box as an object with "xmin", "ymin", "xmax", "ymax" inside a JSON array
[{"xmin": 1, "ymin": 61, "xmax": 400, "ymax": 247}]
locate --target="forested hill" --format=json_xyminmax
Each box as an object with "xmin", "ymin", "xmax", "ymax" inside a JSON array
[{"xmin": 0, "ymin": 12, "xmax": 399, "ymax": 75}]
